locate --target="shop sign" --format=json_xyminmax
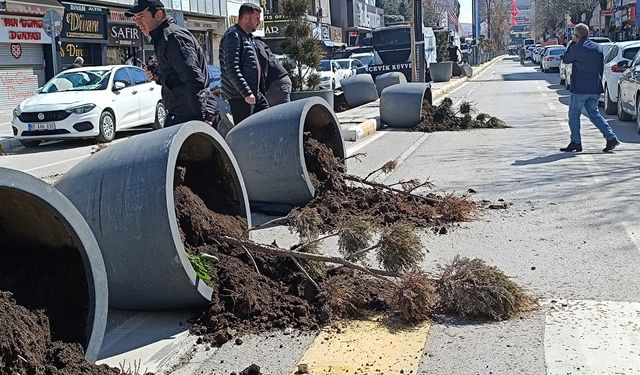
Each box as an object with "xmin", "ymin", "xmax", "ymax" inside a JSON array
[
  {"xmin": 60, "ymin": 42, "xmax": 89, "ymax": 60},
  {"xmin": 353, "ymin": 0, "xmax": 383, "ymax": 29},
  {"xmin": 0, "ymin": 70, "xmax": 40, "ymax": 106},
  {"xmin": 264, "ymin": 21, "xmax": 287, "ymax": 39},
  {"xmin": 108, "ymin": 23, "xmax": 142, "ymax": 46},
  {"xmin": 0, "ymin": 16, "xmax": 52, "ymax": 44},
  {"xmin": 108, "ymin": 11, "xmax": 136, "ymax": 24},
  {"xmin": 61, "ymin": 3, "xmax": 108, "ymax": 40}
]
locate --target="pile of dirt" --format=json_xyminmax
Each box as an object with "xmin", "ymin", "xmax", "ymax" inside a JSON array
[
  {"xmin": 412, "ymin": 98, "xmax": 508, "ymax": 133},
  {"xmin": 174, "ymin": 160, "xmax": 396, "ymax": 346},
  {"xmin": 0, "ymin": 240, "xmax": 119, "ymax": 375},
  {"xmin": 296, "ymin": 136, "xmax": 475, "ymax": 233}
]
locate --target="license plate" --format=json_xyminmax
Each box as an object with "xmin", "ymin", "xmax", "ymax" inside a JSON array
[{"xmin": 28, "ymin": 122, "xmax": 55, "ymax": 131}]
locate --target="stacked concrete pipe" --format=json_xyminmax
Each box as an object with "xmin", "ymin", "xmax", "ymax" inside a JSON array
[
  {"xmin": 0, "ymin": 167, "xmax": 108, "ymax": 362},
  {"xmin": 225, "ymin": 97, "xmax": 345, "ymax": 212},
  {"xmin": 380, "ymin": 83, "xmax": 433, "ymax": 128},
  {"xmin": 55, "ymin": 122, "xmax": 251, "ymax": 310},
  {"xmin": 341, "ymin": 74, "xmax": 379, "ymax": 108},
  {"xmin": 375, "ymin": 72, "xmax": 407, "ymax": 96}
]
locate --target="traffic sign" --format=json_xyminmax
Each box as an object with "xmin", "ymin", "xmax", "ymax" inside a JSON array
[{"xmin": 43, "ymin": 10, "xmax": 62, "ymax": 38}]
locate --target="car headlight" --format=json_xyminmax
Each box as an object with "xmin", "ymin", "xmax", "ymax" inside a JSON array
[
  {"xmin": 320, "ymin": 76, "xmax": 331, "ymax": 81},
  {"xmin": 13, "ymin": 107, "xmax": 21, "ymax": 117},
  {"xmin": 66, "ymin": 104, "xmax": 96, "ymax": 114}
]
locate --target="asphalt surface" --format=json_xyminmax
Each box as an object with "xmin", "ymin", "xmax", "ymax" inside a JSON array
[{"xmin": 2, "ymin": 57, "xmax": 640, "ymax": 374}]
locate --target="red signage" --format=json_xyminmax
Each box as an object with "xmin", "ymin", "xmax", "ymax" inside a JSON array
[
  {"xmin": 0, "ymin": 15, "xmax": 51, "ymax": 44},
  {"xmin": 349, "ymin": 31, "xmax": 358, "ymax": 37}
]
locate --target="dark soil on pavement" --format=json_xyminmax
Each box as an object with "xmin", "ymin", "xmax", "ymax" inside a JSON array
[
  {"xmin": 173, "ymin": 160, "xmax": 395, "ymax": 346},
  {"xmin": 0, "ymin": 238, "xmax": 119, "ymax": 375},
  {"xmin": 297, "ymin": 136, "xmax": 475, "ymax": 233}
]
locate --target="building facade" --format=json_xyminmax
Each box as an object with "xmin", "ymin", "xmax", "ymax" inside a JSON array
[
  {"xmin": 330, "ymin": 0, "xmax": 383, "ymax": 46},
  {"xmin": 0, "ymin": 0, "xmax": 64, "ymax": 123}
]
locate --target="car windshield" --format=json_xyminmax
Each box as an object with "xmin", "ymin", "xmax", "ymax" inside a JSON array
[
  {"xmin": 622, "ymin": 47, "xmax": 640, "ymax": 60},
  {"xmin": 42, "ymin": 70, "xmax": 110, "ymax": 93},
  {"xmin": 549, "ymin": 49, "xmax": 564, "ymax": 56},
  {"xmin": 354, "ymin": 55, "xmax": 373, "ymax": 65},
  {"xmin": 337, "ymin": 60, "xmax": 350, "ymax": 69},
  {"xmin": 319, "ymin": 60, "xmax": 332, "ymax": 71}
]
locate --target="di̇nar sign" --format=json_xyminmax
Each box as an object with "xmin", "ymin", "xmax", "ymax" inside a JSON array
[
  {"xmin": 0, "ymin": 16, "xmax": 52, "ymax": 44},
  {"xmin": 61, "ymin": 3, "xmax": 108, "ymax": 40}
]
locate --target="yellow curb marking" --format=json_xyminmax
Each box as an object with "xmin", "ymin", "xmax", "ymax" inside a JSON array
[
  {"xmin": 360, "ymin": 120, "xmax": 377, "ymax": 136},
  {"xmin": 291, "ymin": 318, "xmax": 431, "ymax": 375}
]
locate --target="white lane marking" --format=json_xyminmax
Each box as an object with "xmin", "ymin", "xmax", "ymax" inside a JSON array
[
  {"xmin": 546, "ymin": 102, "xmax": 556, "ymax": 111},
  {"xmin": 24, "ymin": 155, "xmax": 89, "ymax": 173},
  {"xmin": 346, "ymin": 131, "xmax": 386, "ymax": 155},
  {"xmin": 622, "ymin": 222, "xmax": 640, "ymax": 253},
  {"xmin": 543, "ymin": 299, "xmax": 640, "ymax": 375},
  {"xmin": 370, "ymin": 132, "xmax": 432, "ymax": 182}
]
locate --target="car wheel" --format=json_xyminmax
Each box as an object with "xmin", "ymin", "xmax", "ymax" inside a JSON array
[
  {"xmin": 617, "ymin": 92, "xmax": 632, "ymax": 121},
  {"xmin": 604, "ymin": 87, "xmax": 616, "ymax": 115},
  {"xmin": 152, "ymin": 101, "xmax": 166, "ymax": 130},
  {"xmin": 96, "ymin": 111, "xmax": 116, "ymax": 143},
  {"xmin": 19, "ymin": 140, "xmax": 40, "ymax": 148}
]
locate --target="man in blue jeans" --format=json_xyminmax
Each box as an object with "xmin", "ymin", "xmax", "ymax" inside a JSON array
[{"xmin": 561, "ymin": 23, "xmax": 619, "ymax": 153}]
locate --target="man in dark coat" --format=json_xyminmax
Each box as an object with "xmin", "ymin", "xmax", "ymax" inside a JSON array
[
  {"xmin": 254, "ymin": 38, "xmax": 292, "ymax": 106},
  {"xmin": 219, "ymin": 3, "xmax": 269, "ymax": 124},
  {"xmin": 560, "ymin": 23, "xmax": 619, "ymax": 152},
  {"xmin": 127, "ymin": 0, "xmax": 219, "ymax": 128}
]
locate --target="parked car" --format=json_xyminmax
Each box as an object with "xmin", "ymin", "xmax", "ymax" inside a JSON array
[
  {"xmin": 350, "ymin": 52, "xmax": 374, "ymax": 67},
  {"xmin": 207, "ymin": 64, "xmax": 221, "ymax": 90},
  {"xmin": 533, "ymin": 46, "xmax": 545, "ymax": 64},
  {"xmin": 615, "ymin": 51, "xmax": 640, "ymax": 129},
  {"xmin": 536, "ymin": 45, "xmax": 563, "ymax": 68},
  {"xmin": 561, "ymin": 41, "xmax": 613, "ymax": 90},
  {"xmin": 12, "ymin": 65, "xmax": 165, "ymax": 147},
  {"xmin": 335, "ymin": 58, "xmax": 367, "ymax": 76},
  {"xmin": 541, "ymin": 46, "xmax": 566, "ymax": 72},
  {"xmin": 318, "ymin": 59, "xmax": 344, "ymax": 90},
  {"xmin": 600, "ymin": 41, "xmax": 640, "ymax": 114}
]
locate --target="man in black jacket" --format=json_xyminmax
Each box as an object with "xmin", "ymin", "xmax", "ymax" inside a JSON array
[
  {"xmin": 127, "ymin": 0, "xmax": 219, "ymax": 128},
  {"xmin": 220, "ymin": 3, "xmax": 268, "ymax": 124},
  {"xmin": 255, "ymin": 38, "xmax": 291, "ymax": 106}
]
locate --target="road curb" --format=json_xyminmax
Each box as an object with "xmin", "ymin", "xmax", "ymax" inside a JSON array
[{"xmin": 344, "ymin": 54, "xmax": 507, "ymax": 142}]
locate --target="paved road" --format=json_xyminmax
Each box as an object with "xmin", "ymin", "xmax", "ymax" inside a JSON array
[{"xmin": 3, "ymin": 57, "xmax": 640, "ymax": 374}]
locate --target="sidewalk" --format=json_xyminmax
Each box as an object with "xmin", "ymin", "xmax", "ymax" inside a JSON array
[
  {"xmin": 0, "ymin": 121, "xmax": 18, "ymax": 153},
  {"xmin": 338, "ymin": 55, "xmax": 507, "ymax": 141}
]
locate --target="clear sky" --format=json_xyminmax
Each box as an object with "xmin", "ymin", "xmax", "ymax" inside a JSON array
[{"xmin": 459, "ymin": 0, "xmax": 472, "ymax": 23}]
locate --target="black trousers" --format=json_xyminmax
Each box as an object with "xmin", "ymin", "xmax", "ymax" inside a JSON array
[{"xmin": 228, "ymin": 92, "xmax": 269, "ymax": 125}]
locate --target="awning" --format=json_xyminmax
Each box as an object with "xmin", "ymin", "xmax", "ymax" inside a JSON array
[{"xmin": 4, "ymin": 0, "xmax": 65, "ymax": 16}]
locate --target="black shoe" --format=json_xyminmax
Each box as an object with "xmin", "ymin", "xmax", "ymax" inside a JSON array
[
  {"xmin": 603, "ymin": 138, "xmax": 620, "ymax": 152},
  {"xmin": 560, "ymin": 142, "xmax": 582, "ymax": 152}
]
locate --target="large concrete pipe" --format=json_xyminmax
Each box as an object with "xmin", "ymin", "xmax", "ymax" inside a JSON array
[
  {"xmin": 55, "ymin": 122, "xmax": 251, "ymax": 310},
  {"xmin": 225, "ymin": 97, "xmax": 345, "ymax": 211},
  {"xmin": 380, "ymin": 83, "xmax": 433, "ymax": 128},
  {"xmin": 375, "ymin": 72, "xmax": 407, "ymax": 96},
  {"xmin": 341, "ymin": 74, "xmax": 379, "ymax": 108},
  {"xmin": 0, "ymin": 167, "xmax": 108, "ymax": 362}
]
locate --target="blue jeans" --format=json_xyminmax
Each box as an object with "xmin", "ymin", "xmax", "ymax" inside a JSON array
[{"xmin": 568, "ymin": 93, "xmax": 617, "ymax": 144}]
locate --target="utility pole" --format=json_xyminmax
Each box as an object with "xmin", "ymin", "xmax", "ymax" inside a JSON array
[
  {"xmin": 486, "ymin": 0, "xmax": 492, "ymax": 39},
  {"xmin": 412, "ymin": 0, "xmax": 425, "ymax": 82}
]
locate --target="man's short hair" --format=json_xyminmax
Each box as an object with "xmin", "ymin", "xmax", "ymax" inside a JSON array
[
  {"xmin": 574, "ymin": 23, "xmax": 589, "ymax": 39},
  {"xmin": 149, "ymin": 6, "xmax": 166, "ymax": 18},
  {"xmin": 239, "ymin": 3, "xmax": 261, "ymax": 18}
]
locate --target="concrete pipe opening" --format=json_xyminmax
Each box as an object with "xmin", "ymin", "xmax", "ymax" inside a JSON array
[
  {"xmin": 226, "ymin": 98, "xmax": 346, "ymax": 212},
  {"xmin": 55, "ymin": 122, "xmax": 251, "ymax": 310},
  {"xmin": 341, "ymin": 74, "xmax": 379, "ymax": 108},
  {"xmin": 380, "ymin": 83, "xmax": 433, "ymax": 128},
  {"xmin": 0, "ymin": 168, "xmax": 108, "ymax": 362}
]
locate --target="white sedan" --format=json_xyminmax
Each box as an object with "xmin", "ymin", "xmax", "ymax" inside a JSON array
[
  {"xmin": 541, "ymin": 47, "xmax": 565, "ymax": 72},
  {"xmin": 12, "ymin": 65, "xmax": 165, "ymax": 147}
]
